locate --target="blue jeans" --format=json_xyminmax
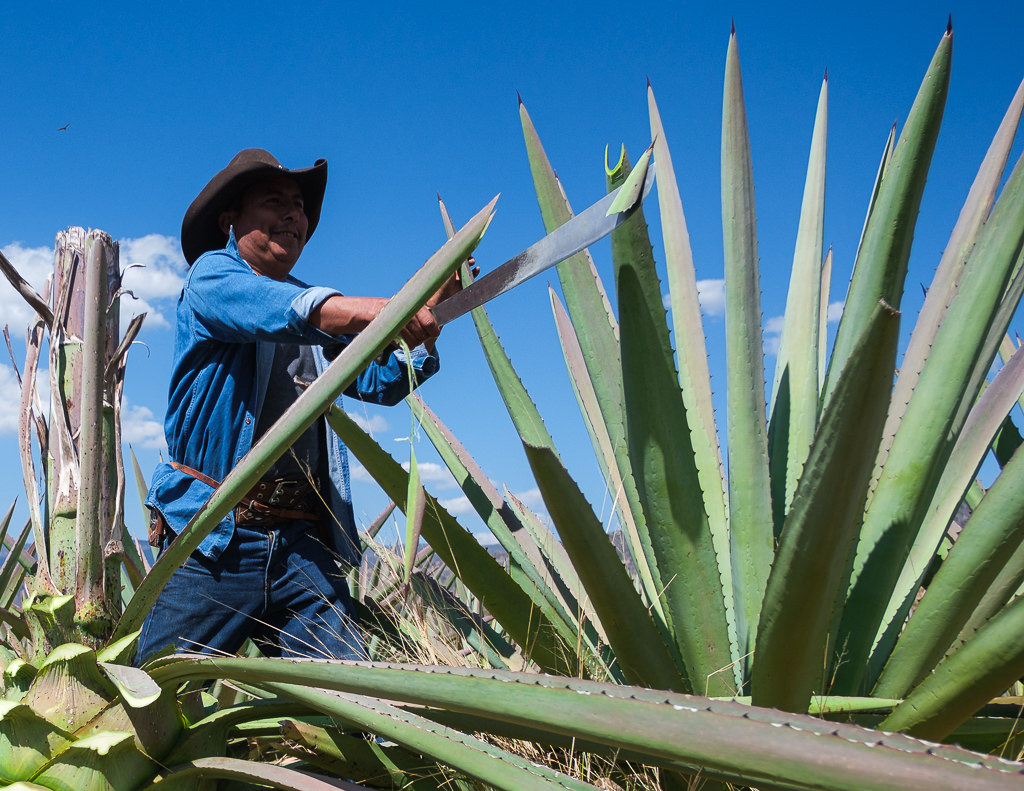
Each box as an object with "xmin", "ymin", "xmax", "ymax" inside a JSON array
[{"xmin": 135, "ymin": 521, "xmax": 366, "ymax": 664}]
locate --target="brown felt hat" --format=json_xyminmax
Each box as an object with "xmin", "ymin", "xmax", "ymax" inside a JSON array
[{"xmin": 181, "ymin": 149, "xmax": 328, "ymax": 265}]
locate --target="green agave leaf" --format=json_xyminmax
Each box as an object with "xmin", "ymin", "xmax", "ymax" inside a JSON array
[
  {"xmin": 876, "ymin": 75, "xmax": 1024, "ymax": 483},
  {"xmin": 610, "ymin": 148, "xmax": 732, "ymax": 694},
  {"xmin": 326, "ymin": 404, "xmax": 575, "ymax": 675},
  {"xmin": 874, "ymin": 437, "xmax": 1024, "ymax": 699},
  {"xmin": 24, "ymin": 644, "xmax": 117, "ymax": 733},
  {"xmin": 407, "ymin": 571, "xmax": 517, "ymax": 670},
  {"xmin": 519, "ymin": 101, "xmax": 662, "ymax": 552},
  {"xmin": 880, "ymin": 594, "xmax": 1024, "ymax": 741},
  {"xmin": 818, "ymin": 247, "xmax": 833, "ymax": 392},
  {"xmin": 869, "ymin": 342, "xmax": 1024, "ymax": 682},
  {"xmin": 648, "ymin": 83, "xmax": 732, "ymax": 659},
  {"xmin": 768, "ymin": 74, "xmax": 827, "ymax": 530},
  {"xmin": 31, "ymin": 731, "xmax": 157, "ymax": 791},
  {"xmin": 549, "ymin": 286, "xmax": 663, "ymax": 626},
  {"xmin": 837, "ymin": 117, "xmax": 1024, "ymax": 694},
  {"xmin": 150, "ymin": 657, "xmax": 1024, "ymax": 791},
  {"xmin": 824, "ymin": 25, "xmax": 951, "ymax": 402},
  {"xmin": 252, "ymin": 682, "xmax": 603, "ymax": 791},
  {"xmin": 502, "ymin": 487, "xmax": 614, "ymax": 660},
  {"xmin": 606, "ymin": 141, "xmax": 653, "ymax": 216},
  {"xmin": 115, "ymin": 197, "xmax": 496, "ymax": 640},
  {"xmin": 408, "ymin": 395, "xmax": 606, "ymax": 674},
  {"xmin": 4, "ymin": 659, "xmax": 37, "ymax": 702},
  {"xmin": 0, "ymin": 701, "xmax": 72, "ymax": 783},
  {"xmin": 753, "ymin": 301, "xmax": 899, "ymax": 713},
  {"xmin": 523, "ymin": 442, "xmax": 689, "ymax": 692},
  {"xmin": 721, "ymin": 27, "xmax": 773, "ymax": 675},
  {"xmin": 282, "ymin": 719, "xmax": 442, "ymax": 790},
  {"xmin": 97, "ymin": 662, "xmax": 160, "ymax": 708},
  {"xmin": 149, "ymin": 756, "xmax": 363, "ymax": 791}
]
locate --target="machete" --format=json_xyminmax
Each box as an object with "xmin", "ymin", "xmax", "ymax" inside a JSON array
[{"xmin": 429, "ymin": 158, "xmax": 656, "ymax": 326}]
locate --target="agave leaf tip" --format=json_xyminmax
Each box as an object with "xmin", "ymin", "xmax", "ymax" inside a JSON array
[
  {"xmin": 516, "ymin": 90, "xmax": 524, "ymax": 106},
  {"xmin": 604, "ymin": 143, "xmax": 627, "ymax": 177},
  {"xmin": 946, "ymin": 14, "xmax": 952, "ymax": 35}
]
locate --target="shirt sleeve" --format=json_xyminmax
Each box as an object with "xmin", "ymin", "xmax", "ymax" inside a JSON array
[{"xmin": 185, "ymin": 252, "xmax": 341, "ymax": 346}]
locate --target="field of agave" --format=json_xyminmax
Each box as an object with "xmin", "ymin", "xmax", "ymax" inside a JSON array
[{"xmin": 2, "ymin": 19, "xmax": 1024, "ymax": 791}]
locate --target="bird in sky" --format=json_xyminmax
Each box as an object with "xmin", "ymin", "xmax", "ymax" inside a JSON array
[{"xmin": 57, "ymin": 123, "xmax": 70, "ymax": 131}]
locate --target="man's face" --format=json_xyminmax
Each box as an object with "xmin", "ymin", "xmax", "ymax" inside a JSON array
[{"xmin": 219, "ymin": 175, "xmax": 310, "ymax": 280}]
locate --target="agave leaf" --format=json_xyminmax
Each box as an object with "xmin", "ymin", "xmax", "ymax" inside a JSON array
[
  {"xmin": 151, "ymin": 657, "xmax": 1024, "ymax": 791},
  {"xmin": 0, "ymin": 520, "xmax": 33, "ymax": 620},
  {"xmin": 24, "ymin": 644, "xmax": 117, "ymax": 733},
  {"xmin": 721, "ymin": 27, "xmax": 773, "ymax": 673},
  {"xmin": 824, "ymin": 26, "xmax": 951, "ymax": 401},
  {"xmin": 0, "ymin": 701, "xmax": 73, "ymax": 783},
  {"xmin": 606, "ymin": 142, "xmax": 653, "ymax": 216},
  {"xmin": 151, "ymin": 755, "xmax": 364, "ymax": 791},
  {"xmin": 768, "ymin": 74, "xmax": 828, "ymax": 529},
  {"xmin": 402, "ymin": 443, "xmax": 425, "ymax": 588},
  {"xmin": 609, "ymin": 147, "xmax": 733, "ymax": 693},
  {"xmin": 523, "ymin": 443, "xmax": 689, "ymax": 692},
  {"xmin": 875, "ymin": 75, "xmax": 1024, "ymax": 482},
  {"xmin": 408, "ymin": 395, "xmax": 605, "ymax": 671},
  {"xmin": 282, "ymin": 719, "xmax": 447, "ymax": 790},
  {"xmin": 549, "ymin": 286, "xmax": 662, "ymax": 624},
  {"xmin": 869, "ymin": 342, "xmax": 1024, "ymax": 679},
  {"xmin": 818, "ymin": 247, "xmax": 833, "ymax": 393},
  {"xmin": 326, "ymin": 404, "xmax": 575, "ymax": 676},
  {"xmin": 31, "ymin": 731, "xmax": 157, "ymax": 791},
  {"xmin": 4, "ymin": 659, "xmax": 38, "ymax": 702},
  {"xmin": 502, "ymin": 487, "xmax": 612, "ymax": 655},
  {"xmin": 880, "ymin": 594, "xmax": 1024, "ymax": 741},
  {"xmin": 873, "ymin": 438, "xmax": 1024, "ymax": 699},
  {"xmin": 115, "ymin": 198, "xmax": 496, "ymax": 639},
  {"xmin": 952, "ymin": 249, "xmax": 1024, "ymax": 435},
  {"xmin": 648, "ymin": 82, "xmax": 732, "ymax": 655},
  {"xmin": 407, "ymin": 571, "xmax": 517, "ymax": 669},
  {"xmin": 519, "ymin": 102, "xmax": 661, "ymax": 541},
  {"xmin": 753, "ymin": 301, "xmax": 899, "ymax": 713},
  {"xmin": 836, "ymin": 123, "xmax": 1024, "ymax": 694},
  {"xmin": 254, "ymin": 682, "xmax": 603, "ymax": 791}
]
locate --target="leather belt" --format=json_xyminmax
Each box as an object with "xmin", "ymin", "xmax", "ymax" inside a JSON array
[{"xmin": 148, "ymin": 463, "xmax": 321, "ymax": 546}]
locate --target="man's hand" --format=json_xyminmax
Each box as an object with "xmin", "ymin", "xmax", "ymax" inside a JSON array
[
  {"xmin": 427, "ymin": 257, "xmax": 479, "ymax": 309},
  {"xmin": 309, "ymin": 257, "xmax": 479, "ymax": 351}
]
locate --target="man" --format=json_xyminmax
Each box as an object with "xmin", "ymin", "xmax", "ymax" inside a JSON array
[{"xmin": 136, "ymin": 149, "xmax": 467, "ymax": 663}]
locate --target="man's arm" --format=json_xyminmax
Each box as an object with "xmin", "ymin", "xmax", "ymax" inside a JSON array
[{"xmin": 308, "ymin": 258, "xmax": 477, "ymax": 352}]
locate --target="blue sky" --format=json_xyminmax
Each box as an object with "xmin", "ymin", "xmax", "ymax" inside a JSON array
[{"xmin": 1, "ymin": 1, "xmax": 1023, "ymax": 550}]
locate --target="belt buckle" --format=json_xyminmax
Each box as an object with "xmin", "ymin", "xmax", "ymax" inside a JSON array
[{"xmin": 268, "ymin": 481, "xmax": 288, "ymax": 505}]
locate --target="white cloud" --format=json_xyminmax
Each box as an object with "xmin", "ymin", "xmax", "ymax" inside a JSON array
[
  {"xmin": 119, "ymin": 234, "xmax": 186, "ymax": 328},
  {"xmin": 349, "ymin": 412, "xmax": 389, "ymax": 434},
  {"xmin": 697, "ymin": 279, "xmax": 726, "ymax": 316},
  {"xmin": 0, "ymin": 363, "xmax": 50, "ymax": 437},
  {"xmin": 763, "ymin": 315, "xmax": 785, "ymax": 356},
  {"xmin": 439, "ymin": 495, "xmax": 474, "ymax": 515},
  {"xmin": 827, "ymin": 300, "xmax": 844, "ymax": 323},
  {"xmin": 0, "ymin": 364, "xmax": 20, "ymax": 435},
  {"xmin": 661, "ymin": 278, "xmax": 727, "ymax": 318},
  {"xmin": 0, "ymin": 243, "xmax": 54, "ymax": 332},
  {"xmin": 350, "ymin": 464, "xmax": 374, "ymax": 483},
  {"xmin": 122, "ymin": 403, "xmax": 166, "ymax": 450},
  {"xmin": 0, "ymin": 234, "xmax": 185, "ymax": 335},
  {"xmin": 400, "ymin": 461, "xmax": 458, "ymax": 489}
]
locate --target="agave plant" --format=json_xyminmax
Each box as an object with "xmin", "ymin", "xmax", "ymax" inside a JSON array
[
  {"xmin": 4, "ymin": 18, "xmax": 1024, "ymax": 791},
  {"xmin": 317, "ymin": 19, "xmax": 1024, "ymax": 788}
]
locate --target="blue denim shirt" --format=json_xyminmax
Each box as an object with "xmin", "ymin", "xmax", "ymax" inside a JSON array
[{"xmin": 145, "ymin": 232, "xmax": 438, "ymax": 565}]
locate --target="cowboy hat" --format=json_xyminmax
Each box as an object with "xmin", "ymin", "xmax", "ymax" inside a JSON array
[{"xmin": 181, "ymin": 148, "xmax": 328, "ymax": 265}]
